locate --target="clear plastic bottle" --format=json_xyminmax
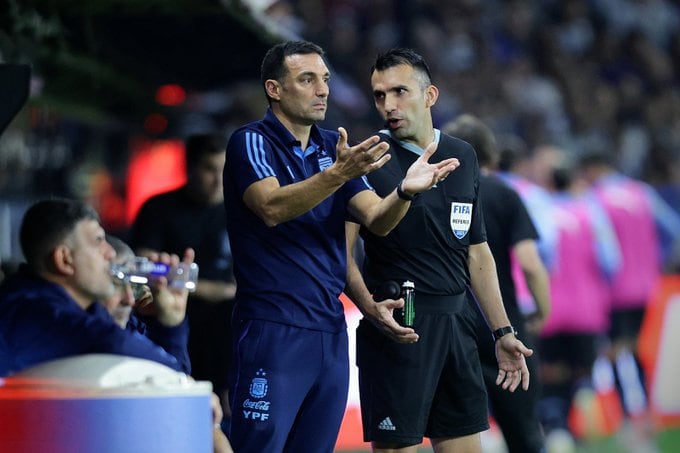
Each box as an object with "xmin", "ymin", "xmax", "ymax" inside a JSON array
[{"xmin": 111, "ymin": 257, "xmax": 199, "ymax": 291}]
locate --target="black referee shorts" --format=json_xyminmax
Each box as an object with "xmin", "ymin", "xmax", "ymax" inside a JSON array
[{"xmin": 356, "ymin": 291, "xmax": 489, "ymax": 445}]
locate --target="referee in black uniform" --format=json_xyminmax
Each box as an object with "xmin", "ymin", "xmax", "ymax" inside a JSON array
[{"xmin": 345, "ymin": 48, "xmax": 534, "ymax": 453}]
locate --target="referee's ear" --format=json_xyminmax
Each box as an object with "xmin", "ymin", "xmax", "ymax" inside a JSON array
[{"xmin": 425, "ymin": 84, "xmax": 439, "ymax": 108}]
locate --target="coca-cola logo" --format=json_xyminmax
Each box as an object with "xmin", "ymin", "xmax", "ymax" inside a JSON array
[{"xmin": 242, "ymin": 399, "xmax": 271, "ymax": 411}]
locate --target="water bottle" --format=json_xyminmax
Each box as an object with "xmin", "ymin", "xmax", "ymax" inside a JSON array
[
  {"xmin": 111, "ymin": 256, "xmax": 199, "ymax": 291},
  {"xmin": 402, "ymin": 280, "xmax": 415, "ymax": 327}
]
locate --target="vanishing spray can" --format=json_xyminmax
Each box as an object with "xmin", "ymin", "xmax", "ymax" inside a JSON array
[{"xmin": 402, "ymin": 280, "xmax": 415, "ymax": 327}]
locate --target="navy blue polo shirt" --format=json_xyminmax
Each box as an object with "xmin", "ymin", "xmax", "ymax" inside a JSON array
[{"xmin": 223, "ymin": 109, "xmax": 370, "ymax": 332}]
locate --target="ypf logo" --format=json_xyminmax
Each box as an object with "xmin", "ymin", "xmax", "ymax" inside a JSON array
[{"xmin": 249, "ymin": 368, "xmax": 268, "ymax": 398}]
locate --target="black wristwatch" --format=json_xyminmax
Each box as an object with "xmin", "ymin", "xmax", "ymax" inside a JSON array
[
  {"xmin": 492, "ymin": 326, "xmax": 517, "ymax": 342},
  {"xmin": 396, "ymin": 180, "xmax": 417, "ymax": 201}
]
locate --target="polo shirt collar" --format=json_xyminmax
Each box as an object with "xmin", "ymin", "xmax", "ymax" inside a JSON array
[{"xmin": 263, "ymin": 108, "xmax": 325, "ymax": 150}]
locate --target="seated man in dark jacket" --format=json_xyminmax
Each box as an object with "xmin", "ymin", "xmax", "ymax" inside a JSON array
[{"xmin": 0, "ymin": 198, "xmax": 193, "ymax": 376}]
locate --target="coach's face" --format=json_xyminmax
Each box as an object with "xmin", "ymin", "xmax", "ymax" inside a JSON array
[{"xmin": 267, "ymin": 52, "xmax": 330, "ymax": 127}]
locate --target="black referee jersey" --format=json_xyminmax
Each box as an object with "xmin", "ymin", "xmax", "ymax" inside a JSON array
[{"xmin": 359, "ymin": 131, "xmax": 486, "ymax": 296}]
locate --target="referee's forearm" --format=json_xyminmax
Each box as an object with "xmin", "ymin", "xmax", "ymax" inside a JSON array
[{"xmin": 468, "ymin": 245, "xmax": 511, "ymax": 330}]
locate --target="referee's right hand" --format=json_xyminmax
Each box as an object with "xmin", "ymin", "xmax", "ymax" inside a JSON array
[{"xmin": 366, "ymin": 298, "xmax": 419, "ymax": 344}]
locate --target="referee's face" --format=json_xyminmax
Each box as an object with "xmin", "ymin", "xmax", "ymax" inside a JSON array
[{"xmin": 371, "ymin": 64, "xmax": 436, "ymax": 147}]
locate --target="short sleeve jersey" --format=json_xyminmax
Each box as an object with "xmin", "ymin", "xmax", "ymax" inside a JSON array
[
  {"xmin": 360, "ymin": 130, "xmax": 486, "ymax": 295},
  {"xmin": 223, "ymin": 109, "xmax": 370, "ymax": 332}
]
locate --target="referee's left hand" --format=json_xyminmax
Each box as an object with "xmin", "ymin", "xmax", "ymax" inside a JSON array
[{"xmin": 494, "ymin": 335, "xmax": 533, "ymax": 392}]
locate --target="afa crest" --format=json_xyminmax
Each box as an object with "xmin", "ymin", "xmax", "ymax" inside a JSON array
[{"xmin": 249, "ymin": 369, "xmax": 269, "ymax": 398}]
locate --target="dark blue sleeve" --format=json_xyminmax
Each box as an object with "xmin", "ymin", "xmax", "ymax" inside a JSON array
[
  {"xmin": 11, "ymin": 299, "xmax": 191, "ymax": 374},
  {"xmin": 134, "ymin": 315, "xmax": 191, "ymax": 374},
  {"xmin": 344, "ymin": 175, "xmax": 373, "ymax": 199},
  {"xmin": 226, "ymin": 128, "xmax": 277, "ymax": 197},
  {"xmin": 125, "ymin": 313, "xmax": 148, "ymax": 335},
  {"xmin": 341, "ymin": 175, "xmax": 373, "ymax": 220},
  {"xmin": 83, "ymin": 305, "xmax": 191, "ymax": 373}
]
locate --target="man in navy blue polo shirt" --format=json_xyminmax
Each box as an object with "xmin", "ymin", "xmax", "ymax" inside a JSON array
[{"xmin": 223, "ymin": 40, "xmax": 459, "ymax": 453}]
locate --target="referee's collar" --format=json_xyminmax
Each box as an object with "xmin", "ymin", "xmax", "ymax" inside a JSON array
[{"xmin": 379, "ymin": 129, "xmax": 441, "ymax": 157}]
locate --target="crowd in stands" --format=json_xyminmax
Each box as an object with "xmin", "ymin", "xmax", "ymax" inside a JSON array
[{"xmin": 253, "ymin": 0, "xmax": 679, "ymax": 206}]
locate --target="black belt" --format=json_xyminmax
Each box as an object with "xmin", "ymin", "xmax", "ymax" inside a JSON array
[
  {"xmin": 410, "ymin": 292, "xmax": 468, "ymax": 314},
  {"xmin": 371, "ymin": 281, "xmax": 470, "ymax": 314}
]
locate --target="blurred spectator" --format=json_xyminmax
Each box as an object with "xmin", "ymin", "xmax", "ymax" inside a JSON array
[
  {"xmin": 103, "ymin": 235, "xmax": 141, "ymax": 329},
  {"xmin": 102, "ymin": 235, "xmax": 155, "ymax": 329},
  {"xmin": 4, "ymin": 2, "xmax": 680, "ymax": 229},
  {"xmin": 103, "ymin": 234, "xmax": 234, "ymax": 453},
  {"xmin": 532, "ymin": 146, "xmax": 621, "ymax": 440},
  {"xmin": 128, "ymin": 132, "xmax": 236, "ymax": 422},
  {"xmin": 578, "ymin": 149, "xmax": 680, "ymax": 418},
  {"xmin": 497, "ymin": 137, "xmax": 558, "ymax": 274}
]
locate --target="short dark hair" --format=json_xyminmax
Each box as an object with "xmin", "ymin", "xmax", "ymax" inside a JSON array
[
  {"xmin": 371, "ymin": 48, "xmax": 433, "ymax": 88},
  {"xmin": 497, "ymin": 135, "xmax": 529, "ymax": 172},
  {"xmin": 20, "ymin": 198, "xmax": 99, "ymax": 271},
  {"xmin": 552, "ymin": 165, "xmax": 574, "ymax": 191},
  {"xmin": 260, "ymin": 40, "xmax": 325, "ymax": 103},
  {"xmin": 184, "ymin": 133, "xmax": 226, "ymax": 171},
  {"xmin": 443, "ymin": 114, "xmax": 497, "ymax": 167}
]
